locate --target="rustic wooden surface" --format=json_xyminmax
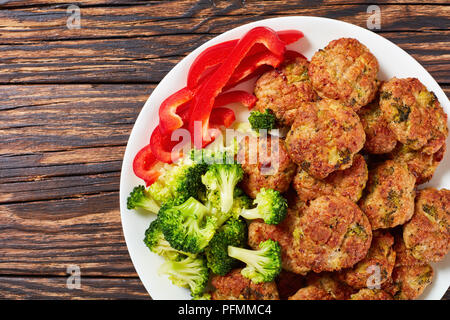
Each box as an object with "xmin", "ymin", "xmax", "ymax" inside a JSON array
[{"xmin": 0, "ymin": 0, "xmax": 448, "ymax": 300}]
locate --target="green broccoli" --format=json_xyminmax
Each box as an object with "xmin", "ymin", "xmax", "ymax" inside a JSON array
[
  {"xmin": 127, "ymin": 185, "xmax": 160, "ymax": 214},
  {"xmin": 248, "ymin": 109, "xmax": 277, "ymax": 132},
  {"xmin": 147, "ymin": 159, "xmax": 207, "ymax": 205},
  {"xmin": 239, "ymin": 188, "xmax": 287, "ymax": 225},
  {"xmin": 201, "ymin": 163, "xmax": 244, "ymax": 214},
  {"xmin": 229, "ymin": 188, "xmax": 253, "ymax": 217},
  {"xmin": 206, "ymin": 187, "xmax": 252, "ymax": 227},
  {"xmin": 191, "ymin": 139, "xmax": 238, "ymax": 165},
  {"xmin": 144, "ymin": 219, "xmax": 194, "ymax": 260},
  {"xmin": 227, "ymin": 239, "xmax": 282, "ymax": 283},
  {"xmin": 158, "ymin": 197, "xmax": 217, "ymax": 254},
  {"xmin": 192, "ymin": 292, "xmax": 211, "ymax": 300},
  {"xmin": 205, "ymin": 218, "xmax": 248, "ymax": 276},
  {"xmin": 158, "ymin": 255, "xmax": 209, "ymax": 297}
]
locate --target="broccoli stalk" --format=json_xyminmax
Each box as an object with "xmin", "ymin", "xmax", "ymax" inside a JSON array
[
  {"xmin": 158, "ymin": 197, "xmax": 217, "ymax": 254},
  {"xmin": 248, "ymin": 109, "xmax": 277, "ymax": 132},
  {"xmin": 144, "ymin": 219, "xmax": 194, "ymax": 260},
  {"xmin": 205, "ymin": 218, "xmax": 248, "ymax": 276},
  {"xmin": 227, "ymin": 239, "xmax": 282, "ymax": 283},
  {"xmin": 127, "ymin": 185, "xmax": 160, "ymax": 214},
  {"xmin": 239, "ymin": 188, "xmax": 287, "ymax": 225},
  {"xmin": 201, "ymin": 163, "xmax": 244, "ymax": 214},
  {"xmin": 158, "ymin": 255, "xmax": 209, "ymax": 297}
]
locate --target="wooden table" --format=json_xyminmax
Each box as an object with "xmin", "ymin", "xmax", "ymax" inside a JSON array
[{"xmin": 0, "ymin": 0, "xmax": 448, "ymax": 300}]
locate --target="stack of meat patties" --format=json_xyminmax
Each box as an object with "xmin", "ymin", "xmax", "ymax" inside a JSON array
[{"xmin": 210, "ymin": 38, "xmax": 449, "ymax": 300}]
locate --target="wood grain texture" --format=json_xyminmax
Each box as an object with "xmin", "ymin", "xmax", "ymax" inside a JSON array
[
  {"xmin": 0, "ymin": 276, "xmax": 149, "ymax": 299},
  {"xmin": 0, "ymin": 3, "xmax": 448, "ymax": 43},
  {"xmin": 0, "ymin": 0, "xmax": 448, "ymax": 299},
  {"xmin": 0, "ymin": 31, "xmax": 448, "ymax": 84}
]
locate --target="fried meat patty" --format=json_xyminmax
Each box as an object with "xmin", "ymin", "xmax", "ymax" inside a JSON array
[
  {"xmin": 254, "ymin": 56, "xmax": 317, "ymax": 126},
  {"xmin": 309, "ymin": 38, "xmax": 379, "ymax": 110},
  {"xmin": 286, "ymin": 98, "xmax": 365, "ymax": 179}
]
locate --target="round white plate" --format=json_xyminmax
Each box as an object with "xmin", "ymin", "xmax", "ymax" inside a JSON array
[{"xmin": 120, "ymin": 16, "xmax": 450, "ymax": 300}]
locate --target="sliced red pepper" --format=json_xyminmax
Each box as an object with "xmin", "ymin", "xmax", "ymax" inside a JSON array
[
  {"xmin": 213, "ymin": 90, "xmax": 257, "ymax": 109},
  {"xmin": 150, "ymin": 125, "xmax": 184, "ymax": 164},
  {"xmin": 133, "ymin": 144, "xmax": 161, "ymax": 186},
  {"xmin": 187, "ymin": 29, "xmax": 302, "ymax": 89},
  {"xmin": 276, "ymin": 30, "xmax": 304, "ymax": 45},
  {"xmin": 189, "ymin": 26, "xmax": 285, "ymax": 147},
  {"xmin": 187, "ymin": 40, "xmax": 238, "ymax": 89},
  {"xmin": 158, "ymin": 87, "xmax": 194, "ymax": 134},
  {"xmin": 210, "ymin": 107, "xmax": 236, "ymax": 128},
  {"xmin": 226, "ymin": 51, "xmax": 283, "ymax": 89}
]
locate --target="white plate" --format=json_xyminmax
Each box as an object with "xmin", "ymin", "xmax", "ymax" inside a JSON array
[{"xmin": 120, "ymin": 16, "xmax": 450, "ymax": 300}]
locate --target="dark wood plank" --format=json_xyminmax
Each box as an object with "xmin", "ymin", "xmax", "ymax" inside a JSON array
[
  {"xmin": 0, "ymin": 3, "xmax": 448, "ymax": 44},
  {"xmin": 0, "ymin": 192, "xmax": 140, "ymax": 277},
  {"xmin": 0, "ymin": 276, "xmax": 149, "ymax": 299},
  {"xmin": 0, "ymin": 31, "xmax": 448, "ymax": 84}
]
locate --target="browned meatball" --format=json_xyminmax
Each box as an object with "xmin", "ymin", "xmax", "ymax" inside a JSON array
[
  {"xmin": 357, "ymin": 98, "xmax": 397, "ymax": 154},
  {"xmin": 385, "ymin": 264, "xmax": 434, "ymax": 300},
  {"xmin": 403, "ymin": 188, "xmax": 450, "ymax": 263},
  {"xmin": 389, "ymin": 143, "xmax": 446, "ymax": 185},
  {"xmin": 296, "ymin": 196, "xmax": 372, "ymax": 273},
  {"xmin": 237, "ymin": 135, "xmax": 296, "ymax": 198},
  {"xmin": 289, "ymin": 273, "xmax": 353, "ymax": 300},
  {"xmin": 379, "ymin": 77, "xmax": 448, "ymax": 154},
  {"xmin": 254, "ymin": 56, "xmax": 317, "ymax": 126},
  {"xmin": 286, "ymin": 98, "xmax": 366, "ymax": 179},
  {"xmin": 359, "ymin": 160, "xmax": 416, "ymax": 229},
  {"xmin": 350, "ymin": 288, "xmax": 393, "ymax": 300},
  {"xmin": 293, "ymin": 154, "xmax": 368, "ymax": 203},
  {"xmin": 393, "ymin": 232, "xmax": 423, "ymax": 267},
  {"xmin": 338, "ymin": 230, "xmax": 396, "ymax": 289},
  {"xmin": 211, "ymin": 269, "xmax": 279, "ymax": 300},
  {"xmin": 250, "ymin": 196, "xmax": 372, "ymax": 274},
  {"xmin": 309, "ymin": 38, "xmax": 379, "ymax": 111}
]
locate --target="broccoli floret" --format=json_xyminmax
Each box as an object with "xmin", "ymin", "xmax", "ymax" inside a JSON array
[
  {"xmin": 227, "ymin": 239, "xmax": 282, "ymax": 283},
  {"xmin": 239, "ymin": 188, "xmax": 287, "ymax": 224},
  {"xmin": 191, "ymin": 139, "xmax": 238, "ymax": 165},
  {"xmin": 205, "ymin": 218, "xmax": 248, "ymax": 276},
  {"xmin": 158, "ymin": 255, "xmax": 209, "ymax": 297},
  {"xmin": 158, "ymin": 197, "xmax": 217, "ymax": 254},
  {"xmin": 229, "ymin": 188, "xmax": 253, "ymax": 217},
  {"xmin": 144, "ymin": 219, "xmax": 194, "ymax": 260},
  {"xmin": 127, "ymin": 185, "xmax": 160, "ymax": 214},
  {"xmin": 248, "ymin": 109, "xmax": 276, "ymax": 132},
  {"xmin": 201, "ymin": 163, "xmax": 244, "ymax": 214},
  {"xmin": 148, "ymin": 159, "xmax": 207, "ymax": 205},
  {"xmin": 192, "ymin": 292, "xmax": 211, "ymax": 300}
]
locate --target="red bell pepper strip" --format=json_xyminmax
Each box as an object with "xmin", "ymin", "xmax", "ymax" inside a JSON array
[
  {"xmin": 210, "ymin": 107, "xmax": 236, "ymax": 128},
  {"xmin": 187, "ymin": 40, "xmax": 238, "ymax": 89},
  {"xmin": 189, "ymin": 26, "xmax": 285, "ymax": 147},
  {"xmin": 187, "ymin": 29, "xmax": 303, "ymax": 89},
  {"xmin": 133, "ymin": 144, "xmax": 161, "ymax": 186},
  {"xmin": 150, "ymin": 125, "xmax": 185, "ymax": 164},
  {"xmin": 276, "ymin": 30, "xmax": 304, "ymax": 45},
  {"xmin": 158, "ymin": 87, "xmax": 194, "ymax": 134},
  {"xmin": 225, "ymin": 51, "xmax": 283, "ymax": 89},
  {"xmin": 213, "ymin": 90, "xmax": 257, "ymax": 109}
]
